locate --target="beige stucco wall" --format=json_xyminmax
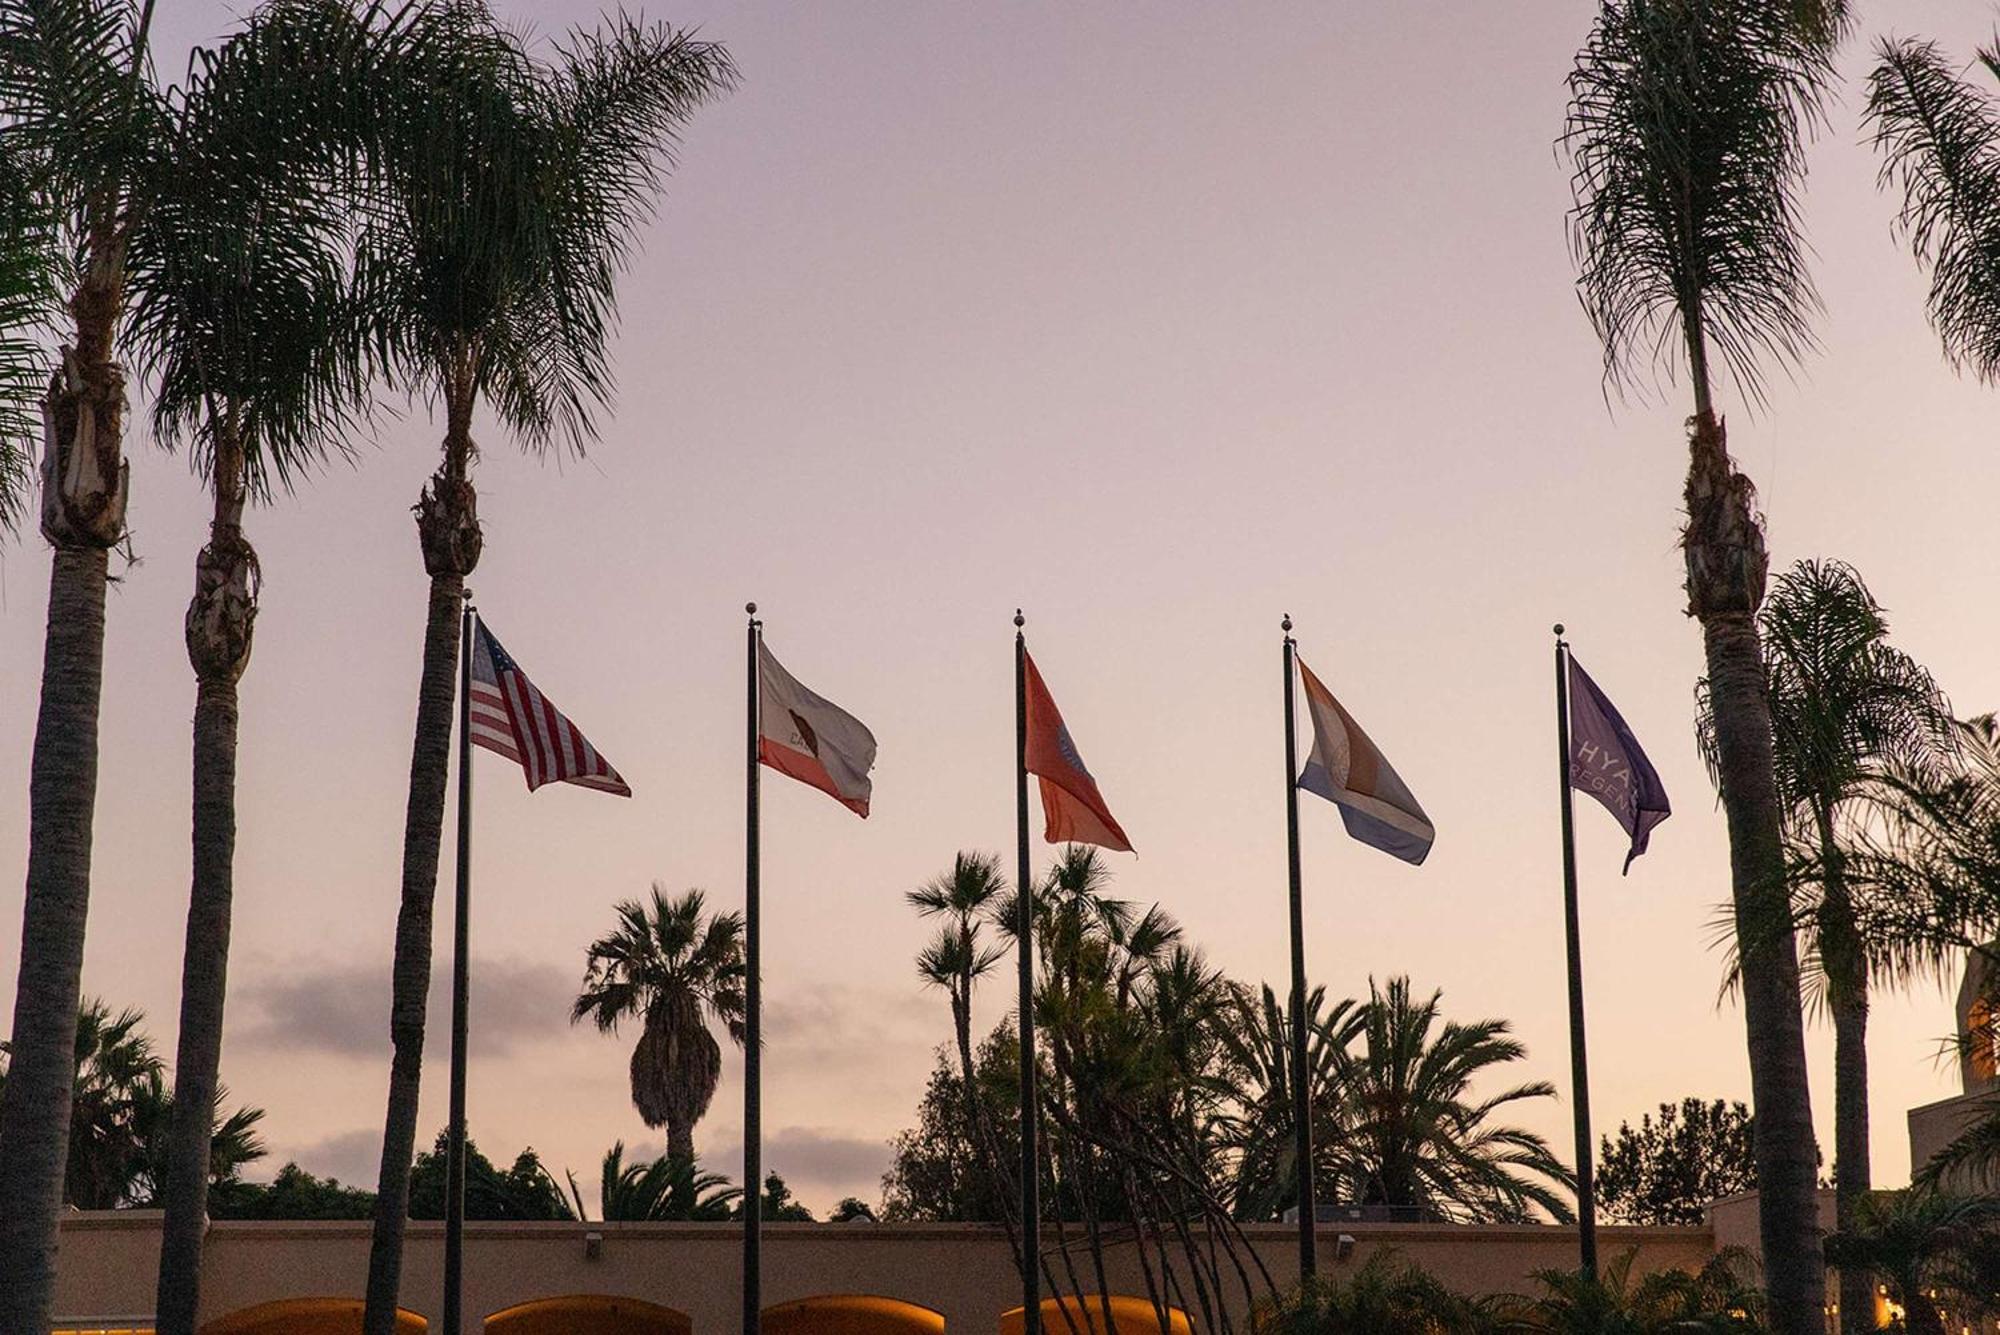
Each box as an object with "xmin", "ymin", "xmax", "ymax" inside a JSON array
[
  {"xmin": 52, "ymin": 1214, "xmax": 1714, "ymax": 1332},
  {"xmin": 1907, "ymin": 1091, "xmax": 1999, "ymax": 1195}
]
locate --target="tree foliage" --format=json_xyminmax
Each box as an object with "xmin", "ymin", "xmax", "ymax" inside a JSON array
[
  {"xmin": 1596, "ymin": 1099, "xmax": 1759, "ymax": 1226},
  {"xmin": 0, "ymin": 998, "xmax": 265, "ymax": 1209}
]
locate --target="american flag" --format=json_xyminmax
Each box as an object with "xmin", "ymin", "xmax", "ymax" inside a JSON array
[{"xmin": 468, "ymin": 620, "xmax": 631, "ymax": 796}]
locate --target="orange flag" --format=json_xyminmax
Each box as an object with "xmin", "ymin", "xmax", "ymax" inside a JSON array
[{"xmin": 1023, "ymin": 651, "xmax": 1133, "ymax": 852}]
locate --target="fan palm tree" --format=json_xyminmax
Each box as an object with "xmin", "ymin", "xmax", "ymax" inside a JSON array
[
  {"xmin": 354, "ymin": 13, "xmax": 733, "ymax": 1327},
  {"xmin": 0, "ymin": 0, "xmax": 164, "ymax": 1318},
  {"xmin": 1700, "ymin": 558, "xmax": 1954, "ymax": 1321},
  {"xmin": 1563, "ymin": 1, "xmax": 1843, "ymax": 1319},
  {"xmin": 116, "ymin": 6, "xmax": 390, "ymax": 1326},
  {"xmin": 0, "ymin": 998, "xmax": 266, "ymax": 1211},
  {"xmin": 1331, "ymin": 977, "xmax": 1574, "ymax": 1225},
  {"xmin": 573, "ymin": 886, "xmax": 747, "ymax": 1165}
]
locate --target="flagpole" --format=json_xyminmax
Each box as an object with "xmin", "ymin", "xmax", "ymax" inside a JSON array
[
  {"xmin": 745, "ymin": 603, "xmax": 763, "ymax": 1335},
  {"xmin": 443, "ymin": 595, "xmax": 475, "ymax": 1335},
  {"xmin": 1553, "ymin": 625, "xmax": 1597, "ymax": 1279},
  {"xmin": 1014, "ymin": 610, "xmax": 1040, "ymax": 1335},
  {"xmin": 1281, "ymin": 614, "xmax": 1316, "ymax": 1281}
]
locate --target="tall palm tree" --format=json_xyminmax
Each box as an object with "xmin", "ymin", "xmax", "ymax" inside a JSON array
[
  {"xmin": 1330, "ymin": 977, "xmax": 1574, "ymax": 1225},
  {"xmin": 573, "ymin": 886, "xmax": 747, "ymax": 1165},
  {"xmin": 353, "ymin": 13, "xmax": 733, "ymax": 1328},
  {"xmin": 909, "ymin": 852, "xmax": 1009, "ymax": 1169},
  {"xmin": 0, "ymin": 1, "xmax": 163, "ymax": 1319},
  {"xmin": 1564, "ymin": 1, "xmax": 1842, "ymax": 1319},
  {"xmin": 1700, "ymin": 558, "xmax": 1954, "ymax": 1320},
  {"xmin": 118, "ymin": 5, "xmax": 387, "ymax": 1327}
]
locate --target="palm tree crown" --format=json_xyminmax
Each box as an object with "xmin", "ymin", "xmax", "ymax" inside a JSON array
[
  {"xmin": 1330, "ymin": 977, "xmax": 1574, "ymax": 1225},
  {"xmin": 573, "ymin": 885, "xmax": 746, "ymax": 1166}
]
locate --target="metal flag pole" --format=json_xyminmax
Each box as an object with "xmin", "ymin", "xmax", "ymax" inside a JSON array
[
  {"xmin": 1553, "ymin": 625, "xmax": 1598, "ymax": 1279},
  {"xmin": 745, "ymin": 603, "xmax": 764, "ymax": 1335},
  {"xmin": 443, "ymin": 594, "xmax": 475, "ymax": 1335},
  {"xmin": 1014, "ymin": 610, "xmax": 1040, "ymax": 1335},
  {"xmin": 1282, "ymin": 614, "xmax": 1315, "ymax": 1281}
]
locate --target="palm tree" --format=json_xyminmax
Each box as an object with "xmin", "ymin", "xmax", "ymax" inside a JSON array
[
  {"xmin": 568, "ymin": 1141, "xmax": 741, "ymax": 1222},
  {"xmin": 1700, "ymin": 558, "xmax": 1953, "ymax": 1321},
  {"xmin": 1564, "ymin": 1, "xmax": 1842, "ymax": 1319},
  {"xmin": 354, "ymin": 13, "xmax": 733, "ymax": 1327},
  {"xmin": 573, "ymin": 886, "xmax": 747, "ymax": 1165},
  {"xmin": 1516, "ymin": 1249, "xmax": 1765, "ymax": 1332},
  {"xmin": 1866, "ymin": 38, "xmax": 2000, "ymax": 388},
  {"xmin": 0, "ymin": 998, "xmax": 266, "ymax": 1210},
  {"xmin": 1212, "ymin": 981, "xmax": 1361, "ymax": 1223},
  {"xmin": 1824, "ymin": 1191, "xmax": 2000, "ymax": 1335},
  {"xmin": 1328, "ymin": 977, "xmax": 1573, "ymax": 1225},
  {"xmin": 116, "ymin": 7, "xmax": 386, "ymax": 1326},
  {"xmin": 0, "ymin": 137, "xmax": 53, "ymax": 529},
  {"xmin": 0, "ymin": 1, "xmax": 163, "ymax": 1318},
  {"xmin": 909, "ymin": 852, "xmax": 1009, "ymax": 1194}
]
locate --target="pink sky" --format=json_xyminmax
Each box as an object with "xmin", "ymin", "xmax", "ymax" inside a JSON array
[{"xmin": 6, "ymin": 0, "xmax": 2000, "ymax": 1213}]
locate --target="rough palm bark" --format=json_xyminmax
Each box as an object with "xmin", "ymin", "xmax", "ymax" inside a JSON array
[
  {"xmin": 155, "ymin": 428, "xmax": 257, "ymax": 1335},
  {"xmin": 364, "ymin": 417, "xmax": 480, "ymax": 1335},
  {"xmin": 1683, "ymin": 408, "xmax": 1824, "ymax": 1332},
  {"xmin": 0, "ymin": 280, "xmax": 129, "ymax": 1330}
]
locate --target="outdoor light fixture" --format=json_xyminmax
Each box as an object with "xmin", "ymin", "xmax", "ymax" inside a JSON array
[
  {"xmin": 583, "ymin": 1230, "xmax": 604, "ymax": 1261},
  {"xmin": 1334, "ymin": 1234, "xmax": 1356, "ymax": 1262}
]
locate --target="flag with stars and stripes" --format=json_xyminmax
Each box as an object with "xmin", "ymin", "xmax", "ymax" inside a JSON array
[{"xmin": 469, "ymin": 620, "xmax": 631, "ymax": 796}]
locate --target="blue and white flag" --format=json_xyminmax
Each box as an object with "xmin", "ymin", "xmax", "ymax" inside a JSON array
[
  {"xmin": 1567, "ymin": 654, "xmax": 1669, "ymax": 873},
  {"xmin": 1296, "ymin": 656, "xmax": 1435, "ymax": 866}
]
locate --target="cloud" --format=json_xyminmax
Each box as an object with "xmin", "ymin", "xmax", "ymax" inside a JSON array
[
  {"xmin": 763, "ymin": 981, "xmax": 939, "ymax": 1073},
  {"xmin": 705, "ymin": 1125, "xmax": 893, "ymax": 1208},
  {"xmin": 264, "ymin": 1127, "xmax": 380, "ymax": 1187},
  {"xmin": 232, "ymin": 955, "xmax": 575, "ymax": 1061}
]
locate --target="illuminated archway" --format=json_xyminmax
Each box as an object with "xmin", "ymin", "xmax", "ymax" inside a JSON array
[
  {"xmin": 998, "ymin": 1297, "xmax": 1189, "ymax": 1335},
  {"xmin": 484, "ymin": 1295, "xmax": 691, "ymax": 1335},
  {"xmin": 762, "ymin": 1295, "xmax": 944, "ymax": 1335},
  {"xmin": 199, "ymin": 1298, "xmax": 426, "ymax": 1335}
]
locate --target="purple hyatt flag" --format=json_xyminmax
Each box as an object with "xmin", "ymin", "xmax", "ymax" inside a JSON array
[{"xmin": 1567, "ymin": 654, "xmax": 1670, "ymax": 873}]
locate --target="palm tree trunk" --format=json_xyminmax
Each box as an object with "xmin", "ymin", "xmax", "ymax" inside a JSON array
[
  {"xmin": 666, "ymin": 1122, "xmax": 695, "ymax": 1167},
  {"xmin": 1812, "ymin": 804, "xmax": 1873, "ymax": 1334},
  {"xmin": 0, "ymin": 317, "xmax": 129, "ymax": 1329},
  {"xmin": 157, "ymin": 441, "xmax": 258, "ymax": 1335},
  {"xmin": 1683, "ymin": 408, "xmax": 1826, "ymax": 1332},
  {"xmin": 364, "ymin": 422, "xmax": 482, "ymax": 1335}
]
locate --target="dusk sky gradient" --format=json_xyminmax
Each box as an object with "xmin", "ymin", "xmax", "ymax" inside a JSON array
[{"xmin": 6, "ymin": 0, "xmax": 2000, "ymax": 1213}]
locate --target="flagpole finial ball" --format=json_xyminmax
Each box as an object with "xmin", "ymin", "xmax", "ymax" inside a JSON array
[
  {"xmin": 746, "ymin": 602, "xmax": 758, "ymax": 616},
  {"xmin": 1014, "ymin": 609, "xmax": 1024, "ymax": 628},
  {"xmin": 1282, "ymin": 613, "xmax": 1292, "ymax": 633},
  {"xmin": 1553, "ymin": 622, "xmax": 1565, "ymax": 637}
]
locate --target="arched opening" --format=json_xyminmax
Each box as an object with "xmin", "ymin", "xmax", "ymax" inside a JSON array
[
  {"xmin": 199, "ymin": 1299, "xmax": 426, "ymax": 1335},
  {"xmin": 763, "ymin": 1295, "xmax": 944, "ymax": 1335},
  {"xmin": 998, "ymin": 1297, "xmax": 1189, "ymax": 1335},
  {"xmin": 485, "ymin": 1296, "xmax": 691, "ymax": 1335}
]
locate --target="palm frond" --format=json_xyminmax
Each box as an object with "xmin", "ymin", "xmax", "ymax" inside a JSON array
[
  {"xmin": 1563, "ymin": 0, "xmax": 1833, "ymax": 407},
  {"xmin": 1866, "ymin": 37, "xmax": 2000, "ymax": 382}
]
